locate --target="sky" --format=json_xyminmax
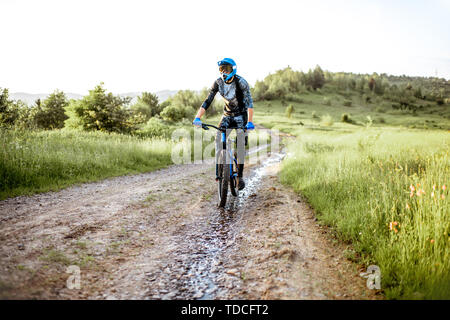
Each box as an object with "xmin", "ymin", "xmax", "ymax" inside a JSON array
[{"xmin": 1, "ymin": 0, "xmax": 449, "ymax": 94}]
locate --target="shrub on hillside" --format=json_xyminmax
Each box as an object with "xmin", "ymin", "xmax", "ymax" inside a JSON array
[
  {"xmin": 341, "ymin": 113, "xmax": 352, "ymax": 123},
  {"xmin": 160, "ymin": 104, "xmax": 195, "ymax": 122},
  {"xmin": 285, "ymin": 94, "xmax": 304, "ymax": 103},
  {"xmin": 320, "ymin": 114, "xmax": 334, "ymax": 126},
  {"xmin": 285, "ymin": 104, "xmax": 294, "ymax": 118},
  {"xmin": 131, "ymin": 92, "xmax": 161, "ymax": 122},
  {"xmin": 0, "ymin": 88, "xmax": 20, "ymax": 128},
  {"xmin": 34, "ymin": 90, "xmax": 69, "ymax": 129},
  {"xmin": 322, "ymin": 97, "xmax": 332, "ymax": 106},
  {"xmin": 64, "ymin": 83, "xmax": 133, "ymax": 133},
  {"xmin": 136, "ymin": 117, "xmax": 173, "ymax": 138}
]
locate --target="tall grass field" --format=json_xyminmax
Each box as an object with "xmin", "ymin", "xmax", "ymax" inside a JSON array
[
  {"xmin": 280, "ymin": 128, "xmax": 449, "ymax": 299},
  {"xmin": 0, "ymin": 129, "xmax": 174, "ymax": 200}
]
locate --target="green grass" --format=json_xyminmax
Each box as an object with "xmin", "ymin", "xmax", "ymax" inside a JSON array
[
  {"xmin": 0, "ymin": 129, "xmax": 174, "ymax": 200},
  {"xmin": 254, "ymin": 93, "xmax": 450, "ymax": 299},
  {"xmin": 280, "ymin": 128, "xmax": 449, "ymax": 299},
  {"xmin": 255, "ymin": 91, "xmax": 450, "ymax": 132},
  {"xmin": 0, "ymin": 116, "xmax": 267, "ymax": 200}
]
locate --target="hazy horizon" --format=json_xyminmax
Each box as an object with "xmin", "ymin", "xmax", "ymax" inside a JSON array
[{"xmin": 1, "ymin": 0, "xmax": 449, "ymax": 94}]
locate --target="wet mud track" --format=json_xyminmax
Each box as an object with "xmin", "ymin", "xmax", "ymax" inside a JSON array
[{"xmin": 144, "ymin": 154, "xmax": 285, "ymax": 300}]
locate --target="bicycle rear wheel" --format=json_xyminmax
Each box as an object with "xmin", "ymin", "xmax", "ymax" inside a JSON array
[{"xmin": 217, "ymin": 150, "xmax": 229, "ymax": 207}]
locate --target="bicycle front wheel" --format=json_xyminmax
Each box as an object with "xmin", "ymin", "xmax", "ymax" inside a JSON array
[{"xmin": 217, "ymin": 150, "xmax": 229, "ymax": 208}]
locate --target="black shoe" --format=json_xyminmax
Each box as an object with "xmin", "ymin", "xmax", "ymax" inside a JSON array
[{"xmin": 238, "ymin": 178, "xmax": 245, "ymax": 190}]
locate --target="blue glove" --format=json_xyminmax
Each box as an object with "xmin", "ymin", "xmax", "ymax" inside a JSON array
[
  {"xmin": 246, "ymin": 121, "xmax": 255, "ymax": 130},
  {"xmin": 193, "ymin": 117, "xmax": 202, "ymax": 127}
]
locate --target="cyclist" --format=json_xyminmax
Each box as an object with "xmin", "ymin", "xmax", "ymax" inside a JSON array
[{"xmin": 193, "ymin": 58, "xmax": 255, "ymax": 190}]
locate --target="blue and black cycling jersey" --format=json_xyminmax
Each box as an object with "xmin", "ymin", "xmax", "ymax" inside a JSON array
[{"xmin": 201, "ymin": 75, "xmax": 254, "ymax": 117}]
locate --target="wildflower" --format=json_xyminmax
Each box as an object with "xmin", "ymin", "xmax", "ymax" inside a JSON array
[
  {"xmin": 430, "ymin": 239, "xmax": 435, "ymax": 244},
  {"xmin": 433, "ymin": 185, "xmax": 436, "ymax": 190},
  {"xmin": 409, "ymin": 185, "xmax": 415, "ymax": 192},
  {"xmin": 406, "ymin": 203, "xmax": 410, "ymax": 209},
  {"xmin": 416, "ymin": 189, "xmax": 425, "ymax": 197},
  {"xmin": 441, "ymin": 194, "xmax": 445, "ymax": 200},
  {"xmin": 431, "ymin": 192, "xmax": 435, "ymax": 198},
  {"xmin": 443, "ymin": 185, "xmax": 447, "ymax": 191},
  {"xmin": 389, "ymin": 221, "xmax": 399, "ymax": 232}
]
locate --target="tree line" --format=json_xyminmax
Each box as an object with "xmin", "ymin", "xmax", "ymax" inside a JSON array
[
  {"xmin": 0, "ymin": 84, "xmax": 220, "ymax": 134},
  {"xmin": 252, "ymin": 65, "xmax": 450, "ymax": 109},
  {"xmin": 1, "ymin": 66, "xmax": 449, "ymax": 133}
]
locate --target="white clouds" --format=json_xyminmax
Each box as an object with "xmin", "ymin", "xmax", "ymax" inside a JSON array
[{"xmin": 0, "ymin": 0, "xmax": 448, "ymax": 93}]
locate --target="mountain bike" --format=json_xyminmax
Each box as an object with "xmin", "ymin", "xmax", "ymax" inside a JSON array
[{"xmin": 201, "ymin": 123, "xmax": 243, "ymax": 208}]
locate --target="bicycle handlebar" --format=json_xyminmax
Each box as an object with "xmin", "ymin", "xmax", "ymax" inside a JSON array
[{"xmin": 200, "ymin": 123, "xmax": 245, "ymax": 132}]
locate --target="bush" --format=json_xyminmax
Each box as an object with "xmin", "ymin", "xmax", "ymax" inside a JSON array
[
  {"xmin": 0, "ymin": 88, "xmax": 19, "ymax": 127},
  {"xmin": 285, "ymin": 104, "xmax": 294, "ymax": 118},
  {"xmin": 322, "ymin": 97, "xmax": 332, "ymax": 106},
  {"xmin": 285, "ymin": 94, "xmax": 304, "ymax": 103},
  {"xmin": 131, "ymin": 92, "xmax": 161, "ymax": 122},
  {"xmin": 375, "ymin": 106, "xmax": 386, "ymax": 113},
  {"xmin": 168, "ymin": 90, "xmax": 203, "ymax": 110},
  {"xmin": 343, "ymin": 100, "xmax": 352, "ymax": 107},
  {"xmin": 341, "ymin": 113, "xmax": 352, "ymax": 123},
  {"xmin": 64, "ymin": 83, "xmax": 133, "ymax": 133},
  {"xmin": 363, "ymin": 94, "xmax": 372, "ymax": 103},
  {"xmin": 160, "ymin": 104, "xmax": 195, "ymax": 122},
  {"xmin": 320, "ymin": 114, "xmax": 334, "ymax": 126},
  {"xmin": 136, "ymin": 117, "xmax": 173, "ymax": 138},
  {"xmin": 307, "ymin": 65, "xmax": 325, "ymax": 90},
  {"xmin": 34, "ymin": 90, "xmax": 69, "ymax": 129}
]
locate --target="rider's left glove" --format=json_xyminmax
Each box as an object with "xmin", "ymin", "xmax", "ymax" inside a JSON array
[
  {"xmin": 246, "ymin": 122, "xmax": 255, "ymax": 130},
  {"xmin": 193, "ymin": 117, "xmax": 202, "ymax": 127}
]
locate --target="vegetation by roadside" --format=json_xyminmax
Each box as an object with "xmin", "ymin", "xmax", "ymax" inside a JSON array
[
  {"xmin": 0, "ymin": 129, "xmax": 173, "ymax": 200},
  {"xmin": 252, "ymin": 88, "xmax": 449, "ymax": 299}
]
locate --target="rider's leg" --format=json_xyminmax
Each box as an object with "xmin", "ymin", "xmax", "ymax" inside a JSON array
[
  {"xmin": 235, "ymin": 116, "xmax": 247, "ymax": 190},
  {"xmin": 236, "ymin": 128, "xmax": 246, "ymax": 177}
]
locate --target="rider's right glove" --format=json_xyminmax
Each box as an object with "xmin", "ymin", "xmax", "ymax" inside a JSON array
[{"xmin": 192, "ymin": 117, "xmax": 202, "ymax": 127}]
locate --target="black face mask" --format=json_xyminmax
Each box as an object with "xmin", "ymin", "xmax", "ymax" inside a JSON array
[{"xmin": 221, "ymin": 72, "xmax": 229, "ymax": 82}]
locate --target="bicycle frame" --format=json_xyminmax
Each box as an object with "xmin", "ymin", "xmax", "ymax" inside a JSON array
[
  {"xmin": 202, "ymin": 123, "xmax": 240, "ymax": 179},
  {"xmin": 199, "ymin": 123, "xmax": 244, "ymax": 206}
]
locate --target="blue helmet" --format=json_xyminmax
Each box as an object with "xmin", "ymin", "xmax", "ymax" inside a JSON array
[{"xmin": 218, "ymin": 58, "xmax": 237, "ymax": 82}]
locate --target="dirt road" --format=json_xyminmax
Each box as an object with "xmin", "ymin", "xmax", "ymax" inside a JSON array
[{"xmin": 0, "ymin": 149, "xmax": 380, "ymax": 299}]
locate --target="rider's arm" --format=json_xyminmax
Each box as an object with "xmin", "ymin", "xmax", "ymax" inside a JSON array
[
  {"xmin": 248, "ymin": 107, "xmax": 254, "ymax": 123},
  {"xmin": 196, "ymin": 80, "xmax": 219, "ymax": 118},
  {"xmin": 239, "ymin": 78, "xmax": 254, "ymax": 123},
  {"xmin": 195, "ymin": 107, "xmax": 206, "ymax": 119}
]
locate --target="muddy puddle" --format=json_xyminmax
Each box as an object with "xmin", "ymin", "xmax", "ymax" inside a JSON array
[{"xmin": 144, "ymin": 152, "xmax": 285, "ymax": 300}]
